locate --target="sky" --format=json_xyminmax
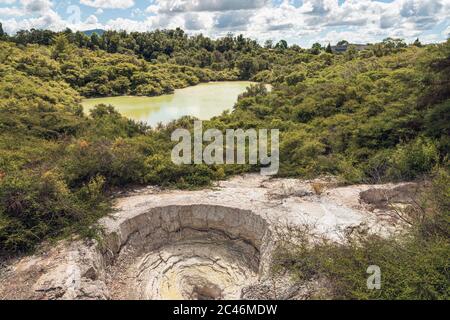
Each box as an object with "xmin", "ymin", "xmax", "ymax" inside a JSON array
[{"xmin": 0, "ymin": 0, "xmax": 449, "ymax": 46}]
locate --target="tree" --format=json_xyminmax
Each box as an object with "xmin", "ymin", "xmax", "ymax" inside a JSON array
[
  {"xmin": 0, "ymin": 22, "xmax": 6, "ymax": 40},
  {"xmin": 382, "ymin": 37, "xmax": 407, "ymax": 49},
  {"xmin": 74, "ymin": 31, "xmax": 90, "ymax": 47},
  {"xmin": 345, "ymin": 45, "xmax": 358, "ymax": 60},
  {"xmin": 236, "ymin": 56, "xmax": 259, "ymax": 79},
  {"xmin": 90, "ymin": 32, "xmax": 101, "ymax": 49},
  {"xmin": 275, "ymin": 40, "xmax": 288, "ymax": 50},
  {"xmin": 52, "ymin": 34, "xmax": 70, "ymax": 60},
  {"xmin": 337, "ymin": 40, "xmax": 349, "ymax": 47},
  {"xmin": 103, "ymin": 31, "xmax": 122, "ymax": 53},
  {"xmin": 310, "ymin": 42, "xmax": 322, "ymax": 55},
  {"xmin": 413, "ymin": 38, "xmax": 422, "ymax": 47},
  {"xmin": 325, "ymin": 43, "xmax": 333, "ymax": 54},
  {"xmin": 216, "ymin": 33, "xmax": 234, "ymax": 52},
  {"xmin": 264, "ymin": 40, "xmax": 273, "ymax": 49}
]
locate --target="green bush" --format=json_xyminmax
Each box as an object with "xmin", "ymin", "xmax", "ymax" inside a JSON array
[
  {"xmin": 286, "ymin": 71, "xmax": 306, "ymax": 85},
  {"xmin": 274, "ymin": 169, "xmax": 450, "ymax": 300},
  {"xmin": 0, "ymin": 170, "xmax": 107, "ymax": 253},
  {"xmin": 388, "ymin": 137, "xmax": 439, "ymax": 180}
]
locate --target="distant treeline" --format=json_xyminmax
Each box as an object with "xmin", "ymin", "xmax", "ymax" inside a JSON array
[{"xmin": 0, "ymin": 22, "xmax": 420, "ymax": 80}]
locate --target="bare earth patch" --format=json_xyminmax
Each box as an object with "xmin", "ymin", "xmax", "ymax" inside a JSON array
[{"xmin": 0, "ymin": 174, "xmax": 409, "ymax": 300}]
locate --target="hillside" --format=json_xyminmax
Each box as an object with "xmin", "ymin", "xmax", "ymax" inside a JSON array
[
  {"xmin": 82, "ymin": 29, "xmax": 105, "ymax": 37},
  {"xmin": 0, "ymin": 29, "xmax": 448, "ymax": 299}
]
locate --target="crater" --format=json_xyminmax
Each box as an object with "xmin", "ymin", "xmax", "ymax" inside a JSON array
[{"xmin": 100, "ymin": 205, "xmax": 273, "ymax": 300}]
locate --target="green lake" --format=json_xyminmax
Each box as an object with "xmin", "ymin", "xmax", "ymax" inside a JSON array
[{"xmin": 81, "ymin": 81, "xmax": 256, "ymax": 126}]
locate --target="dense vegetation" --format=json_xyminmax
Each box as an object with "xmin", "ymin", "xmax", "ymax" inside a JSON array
[
  {"xmin": 1, "ymin": 34, "xmax": 238, "ymax": 98},
  {"xmin": 0, "ymin": 25, "xmax": 448, "ymax": 299},
  {"xmin": 6, "ymin": 27, "xmax": 280, "ymax": 81}
]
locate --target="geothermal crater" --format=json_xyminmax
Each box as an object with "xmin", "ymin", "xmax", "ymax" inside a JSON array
[
  {"xmin": 0, "ymin": 175, "xmax": 407, "ymax": 300},
  {"xmin": 102, "ymin": 205, "xmax": 272, "ymax": 300}
]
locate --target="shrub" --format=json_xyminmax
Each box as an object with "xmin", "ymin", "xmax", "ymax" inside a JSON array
[
  {"xmin": 274, "ymin": 169, "xmax": 450, "ymax": 300},
  {"xmin": 388, "ymin": 137, "xmax": 439, "ymax": 180},
  {"xmin": 286, "ymin": 71, "xmax": 306, "ymax": 85},
  {"xmin": 0, "ymin": 170, "xmax": 88, "ymax": 253}
]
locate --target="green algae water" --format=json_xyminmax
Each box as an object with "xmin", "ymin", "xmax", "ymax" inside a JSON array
[{"xmin": 82, "ymin": 81, "xmax": 256, "ymax": 126}]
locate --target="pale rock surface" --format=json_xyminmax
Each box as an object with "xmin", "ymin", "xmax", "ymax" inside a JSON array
[{"xmin": 0, "ymin": 174, "xmax": 407, "ymax": 300}]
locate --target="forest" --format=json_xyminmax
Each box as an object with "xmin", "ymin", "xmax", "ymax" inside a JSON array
[{"xmin": 0, "ymin": 24, "xmax": 448, "ymax": 299}]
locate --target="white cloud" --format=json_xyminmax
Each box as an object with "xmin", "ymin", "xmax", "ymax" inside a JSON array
[
  {"xmin": 0, "ymin": 6, "xmax": 24, "ymax": 16},
  {"xmin": 12, "ymin": 10, "xmax": 64, "ymax": 31},
  {"xmin": 120, "ymin": 0, "xmax": 450, "ymax": 44},
  {"xmin": 85, "ymin": 14, "xmax": 98, "ymax": 24},
  {"xmin": 1, "ymin": 0, "xmax": 448, "ymax": 45},
  {"xmin": 147, "ymin": 0, "xmax": 269, "ymax": 13},
  {"xmin": 105, "ymin": 17, "xmax": 151, "ymax": 32},
  {"xmin": 300, "ymin": 0, "xmax": 340, "ymax": 15},
  {"xmin": 20, "ymin": 0, "xmax": 52, "ymax": 13},
  {"xmin": 80, "ymin": 0, "xmax": 134, "ymax": 9}
]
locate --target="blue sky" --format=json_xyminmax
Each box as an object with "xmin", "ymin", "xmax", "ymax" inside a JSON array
[{"xmin": 0, "ymin": 1, "xmax": 449, "ymax": 46}]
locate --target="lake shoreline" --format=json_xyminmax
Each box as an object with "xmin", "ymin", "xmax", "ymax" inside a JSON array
[
  {"xmin": 80, "ymin": 80, "xmax": 259, "ymax": 100},
  {"xmin": 81, "ymin": 81, "xmax": 258, "ymax": 126},
  {"xmin": 80, "ymin": 80, "xmax": 260, "ymax": 100}
]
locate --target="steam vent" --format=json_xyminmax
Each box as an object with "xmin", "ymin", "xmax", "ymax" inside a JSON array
[{"xmin": 0, "ymin": 175, "xmax": 402, "ymax": 300}]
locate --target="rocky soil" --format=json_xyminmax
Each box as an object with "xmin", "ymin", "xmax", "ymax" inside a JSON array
[{"xmin": 0, "ymin": 174, "xmax": 415, "ymax": 300}]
